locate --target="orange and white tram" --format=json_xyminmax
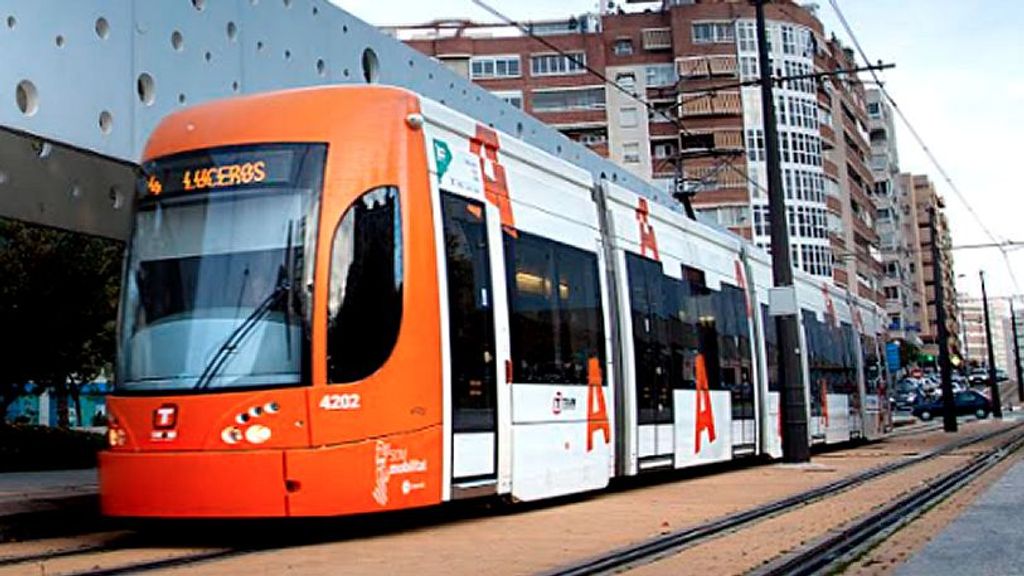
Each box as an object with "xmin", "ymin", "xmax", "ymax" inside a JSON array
[{"xmin": 100, "ymin": 86, "xmax": 891, "ymax": 518}]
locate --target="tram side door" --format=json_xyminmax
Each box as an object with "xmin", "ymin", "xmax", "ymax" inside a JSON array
[
  {"xmin": 626, "ymin": 253, "xmax": 674, "ymax": 469},
  {"xmin": 440, "ymin": 192, "xmax": 501, "ymax": 497}
]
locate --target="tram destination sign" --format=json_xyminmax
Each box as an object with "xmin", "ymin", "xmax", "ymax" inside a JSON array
[{"xmin": 141, "ymin": 146, "xmax": 299, "ymax": 197}]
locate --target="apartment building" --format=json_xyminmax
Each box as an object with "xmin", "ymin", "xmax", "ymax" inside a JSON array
[
  {"xmin": 958, "ymin": 295, "xmax": 1009, "ymax": 371},
  {"xmin": 398, "ymin": 0, "xmax": 879, "ymax": 292},
  {"xmin": 900, "ymin": 174, "xmax": 960, "ymax": 359},
  {"xmin": 867, "ymin": 90, "xmax": 919, "ymax": 343}
]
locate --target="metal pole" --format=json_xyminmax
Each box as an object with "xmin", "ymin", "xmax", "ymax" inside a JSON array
[
  {"xmin": 929, "ymin": 207, "xmax": 956, "ymax": 432},
  {"xmin": 980, "ymin": 270, "xmax": 1003, "ymax": 418},
  {"xmin": 1011, "ymin": 300, "xmax": 1024, "ymax": 403},
  {"xmin": 754, "ymin": 0, "xmax": 808, "ymax": 462}
]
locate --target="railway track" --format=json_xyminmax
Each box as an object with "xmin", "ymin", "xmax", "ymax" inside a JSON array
[
  {"xmin": 0, "ymin": 422, "xmax": 1013, "ymax": 576},
  {"xmin": 543, "ymin": 422, "xmax": 1024, "ymax": 576},
  {"xmin": 0, "ymin": 533, "xmax": 243, "ymax": 576},
  {"xmin": 752, "ymin": 428, "xmax": 1024, "ymax": 576}
]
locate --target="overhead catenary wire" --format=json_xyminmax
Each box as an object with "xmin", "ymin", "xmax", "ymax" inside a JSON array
[{"xmin": 825, "ymin": 0, "xmax": 1020, "ymax": 294}]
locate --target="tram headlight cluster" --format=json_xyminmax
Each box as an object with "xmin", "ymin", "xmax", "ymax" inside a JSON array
[
  {"xmin": 107, "ymin": 427, "xmax": 127, "ymax": 447},
  {"xmin": 107, "ymin": 414, "xmax": 127, "ymax": 447},
  {"xmin": 221, "ymin": 426, "xmax": 244, "ymax": 445},
  {"xmin": 222, "ymin": 402, "xmax": 279, "ymax": 445}
]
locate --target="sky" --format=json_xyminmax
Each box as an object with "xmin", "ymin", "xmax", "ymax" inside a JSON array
[{"xmin": 333, "ymin": 0, "xmax": 1024, "ymax": 302}]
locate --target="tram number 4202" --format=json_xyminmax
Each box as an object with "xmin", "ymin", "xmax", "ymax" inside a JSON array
[{"xmin": 319, "ymin": 393, "xmax": 361, "ymax": 411}]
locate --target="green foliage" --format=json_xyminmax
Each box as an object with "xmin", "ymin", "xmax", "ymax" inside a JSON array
[
  {"xmin": 0, "ymin": 218, "xmax": 123, "ymax": 425},
  {"xmin": 0, "ymin": 424, "xmax": 105, "ymax": 471},
  {"xmin": 899, "ymin": 341, "xmax": 921, "ymax": 368}
]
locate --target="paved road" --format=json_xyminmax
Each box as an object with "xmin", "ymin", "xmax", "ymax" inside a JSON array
[
  {"xmin": 897, "ymin": 457, "xmax": 1024, "ymax": 576},
  {"xmin": 0, "ymin": 468, "xmax": 96, "ymax": 517}
]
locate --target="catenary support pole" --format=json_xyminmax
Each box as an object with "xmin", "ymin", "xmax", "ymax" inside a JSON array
[
  {"xmin": 929, "ymin": 207, "xmax": 957, "ymax": 432},
  {"xmin": 755, "ymin": 0, "xmax": 809, "ymax": 462},
  {"xmin": 1012, "ymin": 301, "xmax": 1024, "ymax": 403},
  {"xmin": 980, "ymin": 270, "xmax": 1003, "ymax": 418}
]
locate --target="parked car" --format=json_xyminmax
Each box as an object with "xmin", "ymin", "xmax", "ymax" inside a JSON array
[
  {"xmin": 912, "ymin": 390, "xmax": 992, "ymax": 421},
  {"xmin": 893, "ymin": 379, "xmax": 925, "ymax": 411},
  {"xmin": 996, "ymin": 368, "xmax": 1009, "ymax": 382},
  {"xmin": 968, "ymin": 369, "xmax": 989, "ymax": 385}
]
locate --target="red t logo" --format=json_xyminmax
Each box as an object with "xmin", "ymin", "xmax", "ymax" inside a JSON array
[{"xmin": 153, "ymin": 404, "xmax": 178, "ymax": 430}]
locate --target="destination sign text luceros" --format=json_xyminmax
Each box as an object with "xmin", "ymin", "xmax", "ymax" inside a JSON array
[{"xmin": 182, "ymin": 161, "xmax": 267, "ymax": 191}]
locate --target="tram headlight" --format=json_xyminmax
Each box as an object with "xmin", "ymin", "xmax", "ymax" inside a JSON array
[
  {"xmin": 107, "ymin": 428, "xmax": 126, "ymax": 447},
  {"xmin": 221, "ymin": 426, "xmax": 244, "ymax": 445},
  {"xmin": 245, "ymin": 425, "xmax": 272, "ymax": 444}
]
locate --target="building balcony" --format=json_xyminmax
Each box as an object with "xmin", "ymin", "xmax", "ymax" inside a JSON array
[
  {"xmin": 680, "ymin": 92, "xmax": 742, "ymax": 117},
  {"xmin": 823, "ymin": 158, "xmax": 839, "ymax": 179},
  {"xmin": 642, "ymin": 28, "xmax": 672, "ymax": 51},
  {"xmin": 678, "ymin": 55, "xmax": 738, "ymax": 78},
  {"xmin": 820, "ymin": 124, "xmax": 836, "ymax": 149}
]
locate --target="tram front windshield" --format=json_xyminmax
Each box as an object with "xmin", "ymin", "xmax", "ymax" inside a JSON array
[{"xmin": 117, "ymin": 144, "xmax": 325, "ymax": 393}]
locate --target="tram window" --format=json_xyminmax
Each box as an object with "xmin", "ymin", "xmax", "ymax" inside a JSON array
[
  {"xmin": 504, "ymin": 231, "xmax": 605, "ymax": 385},
  {"xmin": 835, "ymin": 322, "xmax": 858, "ymax": 394},
  {"xmin": 721, "ymin": 285, "xmax": 754, "ymax": 419},
  {"xmin": 326, "ymin": 186, "xmax": 403, "ymax": 383},
  {"xmin": 626, "ymin": 253, "xmax": 672, "ymax": 424},
  {"xmin": 803, "ymin": 311, "xmax": 859, "ymax": 413},
  {"xmin": 862, "ymin": 335, "xmax": 882, "ymax": 394},
  {"xmin": 442, "ymin": 193, "xmax": 496, "ymax": 432},
  {"xmin": 761, "ymin": 304, "xmax": 780, "ymax": 392},
  {"xmin": 686, "ymin": 266, "xmax": 722, "ymax": 391}
]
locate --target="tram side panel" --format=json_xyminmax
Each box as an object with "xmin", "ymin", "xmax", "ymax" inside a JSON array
[
  {"xmin": 602, "ymin": 184, "xmax": 759, "ymax": 474},
  {"xmin": 420, "ymin": 103, "xmax": 615, "ymax": 502},
  {"xmin": 745, "ymin": 249, "xmax": 783, "ymax": 459},
  {"xmin": 792, "ymin": 275, "xmax": 866, "ymax": 445}
]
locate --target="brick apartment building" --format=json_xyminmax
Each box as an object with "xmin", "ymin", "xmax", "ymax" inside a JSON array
[
  {"xmin": 958, "ymin": 295, "xmax": 1010, "ymax": 372},
  {"xmin": 898, "ymin": 173, "xmax": 960, "ymax": 359},
  {"xmin": 397, "ymin": 0, "xmax": 897, "ymax": 301},
  {"xmin": 868, "ymin": 89, "xmax": 922, "ymax": 345}
]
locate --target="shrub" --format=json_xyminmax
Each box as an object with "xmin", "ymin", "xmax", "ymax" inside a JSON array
[{"xmin": 0, "ymin": 424, "xmax": 105, "ymax": 472}]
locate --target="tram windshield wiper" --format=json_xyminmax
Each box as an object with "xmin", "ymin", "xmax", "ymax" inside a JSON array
[{"xmin": 192, "ymin": 280, "xmax": 288, "ymax": 390}]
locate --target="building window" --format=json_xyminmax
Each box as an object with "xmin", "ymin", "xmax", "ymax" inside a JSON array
[
  {"xmin": 620, "ymin": 107, "xmax": 639, "ymax": 128},
  {"xmin": 616, "ymin": 72, "xmax": 636, "ymax": 92},
  {"xmin": 491, "ymin": 90, "xmax": 523, "ymax": 109},
  {"xmin": 653, "ymin": 141, "xmax": 676, "ymax": 160},
  {"xmin": 613, "ymin": 38, "xmax": 634, "ymax": 56},
  {"xmin": 737, "ymin": 21, "xmax": 756, "ymax": 52},
  {"xmin": 867, "ymin": 102, "xmax": 881, "ymax": 117},
  {"xmin": 645, "ymin": 63, "xmax": 678, "ymax": 87},
  {"xmin": 738, "ymin": 55, "xmax": 759, "ymax": 80},
  {"xmin": 575, "ymin": 130, "xmax": 607, "ymax": 146},
  {"xmin": 745, "ymin": 128, "xmax": 765, "ymax": 162},
  {"xmin": 781, "ymin": 25, "xmax": 796, "ymax": 55},
  {"xmin": 531, "ymin": 52, "xmax": 587, "ymax": 76},
  {"xmin": 623, "ymin": 142, "xmax": 641, "ymax": 163},
  {"xmin": 470, "ymin": 55, "xmax": 521, "ymax": 79},
  {"xmin": 692, "ymin": 21, "xmax": 735, "ymax": 44},
  {"xmin": 531, "ymin": 87, "xmax": 605, "ymax": 112}
]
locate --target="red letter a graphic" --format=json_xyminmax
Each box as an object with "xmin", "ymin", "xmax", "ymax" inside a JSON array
[
  {"xmin": 587, "ymin": 357, "xmax": 610, "ymax": 452},
  {"xmin": 694, "ymin": 354, "xmax": 717, "ymax": 454}
]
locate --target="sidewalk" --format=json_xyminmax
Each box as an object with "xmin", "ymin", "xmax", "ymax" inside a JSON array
[
  {"xmin": 0, "ymin": 468, "xmax": 97, "ymax": 518},
  {"xmin": 897, "ymin": 448, "xmax": 1024, "ymax": 575}
]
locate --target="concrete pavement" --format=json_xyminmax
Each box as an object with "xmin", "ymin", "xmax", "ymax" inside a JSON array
[
  {"xmin": 0, "ymin": 468, "xmax": 96, "ymax": 518},
  {"xmin": 897, "ymin": 450, "xmax": 1024, "ymax": 575}
]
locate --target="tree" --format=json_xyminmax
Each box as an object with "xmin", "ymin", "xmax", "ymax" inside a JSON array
[{"xmin": 0, "ymin": 219, "xmax": 122, "ymax": 426}]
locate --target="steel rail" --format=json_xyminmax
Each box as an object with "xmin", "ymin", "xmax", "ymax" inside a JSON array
[
  {"xmin": 540, "ymin": 422, "xmax": 1023, "ymax": 576},
  {"xmin": 69, "ymin": 548, "xmax": 245, "ymax": 576},
  {"xmin": 0, "ymin": 543, "xmax": 118, "ymax": 568},
  {"xmin": 752, "ymin": 428, "xmax": 1024, "ymax": 576}
]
